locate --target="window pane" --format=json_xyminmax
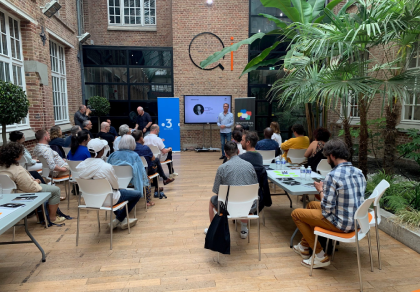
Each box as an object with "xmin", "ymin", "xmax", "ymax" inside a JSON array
[
  {"xmin": 0, "ymin": 61, "xmax": 10, "ymax": 82},
  {"xmin": 414, "ymin": 106, "xmax": 420, "ymax": 120},
  {"xmin": 85, "ymin": 84, "xmax": 128, "ymax": 100},
  {"xmin": 249, "ymin": 70, "xmax": 281, "ymax": 84},
  {"xmin": 85, "ymin": 67, "xmax": 128, "ymax": 83},
  {"xmin": 128, "ymin": 50, "xmax": 172, "ymax": 66},
  {"xmin": 131, "ymin": 68, "xmax": 172, "ymax": 83},
  {"xmin": 83, "ymin": 48, "xmax": 127, "ymax": 65},
  {"xmin": 150, "ymin": 84, "xmax": 172, "ymax": 99},
  {"xmin": 404, "ymin": 106, "xmax": 413, "ymax": 120},
  {"xmin": 109, "ymin": 0, "xmax": 114, "ymax": 6},
  {"xmin": 249, "ymin": 87, "xmax": 271, "ymax": 100},
  {"xmin": 130, "ymin": 85, "xmax": 150, "ymax": 100},
  {"xmin": 124, "ymin": 8, "xmax": 129, "ymax": 16},
  {"xmin": 0, "ymin": 12, "xmax": 7, "ymax": 55}
]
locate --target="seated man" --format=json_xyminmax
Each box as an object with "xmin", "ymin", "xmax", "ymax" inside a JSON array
[
  {"xmin": 144, "ymin": 124, "xmax": 178, "ymax": 178},
  {"xmin": 239, "ymin": 131, "xmax": 263, "ymax": 168},
  {"xmin": 106, "ymin": 119, "xmax": 118, "ymax": 138},
  {"xmin": 281, "ymin": 124, "xmax": 310, "ymax": 161},
  {"xmin": 76, "ymin": 138, "xmax": 141, "ymax": 229},
  {"xmin": 291, "ymin": 139, "xmax": 366, "ymax": 268},
  {"xmin": 207, "ymin": 141, "xmax": 258, "ymax": 239},
  {"xmin": 132, "ymin": 130, "xmax": 174, "ymax": 186},
  {"xmin": 82, "ymin": 120, "xmax": 94, "ymax": 139},
  {"xmin": 255, "ymin": 127, "xmax": 281, "ymax": 157},
  {"xmin": 0, "ymin": 142, "xmax": 65, "ymax": 224},
  {"xmin": 97, "ymin": 121, "xmax": 115, "ymax": 154},
  {"xmin": 34, "ymin": 129, "xmax": 70, "ymax": 182}
]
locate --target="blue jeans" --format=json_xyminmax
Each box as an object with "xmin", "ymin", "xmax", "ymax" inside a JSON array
[
  {"xmin": 114, "ymin": 189, "xmax": 142, "ymax": 222},
  {"xmin": 220, "ymin": 133, "xmax": 231, "ymax": 156}
]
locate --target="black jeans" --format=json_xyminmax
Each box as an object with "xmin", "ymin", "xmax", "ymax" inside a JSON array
[{"xmin": 165, "ymin": 151, "xmax": 174, "ymax": 174}]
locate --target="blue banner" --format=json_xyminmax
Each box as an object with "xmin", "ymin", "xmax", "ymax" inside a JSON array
[{"xmin": 157, "ymin": 97, "xmax": 180, "ymax": 151}]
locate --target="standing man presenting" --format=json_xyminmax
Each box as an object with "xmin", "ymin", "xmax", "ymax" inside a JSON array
[
  {"xmin": 74, "ymin": 105, "xmax": 91, "ymax": 128},
  {"xmin": 217, "ymin": 103, "xmax": 233, "ymax": 160},
  {"xmin": 134, "ymin": 107, "xmax": 152, "ymax": 137}
]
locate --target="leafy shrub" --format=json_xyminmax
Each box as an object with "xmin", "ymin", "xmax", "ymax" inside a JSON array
[{"xmin": 397, "ymin": 128, "xmax": 420, "ymax": 168}]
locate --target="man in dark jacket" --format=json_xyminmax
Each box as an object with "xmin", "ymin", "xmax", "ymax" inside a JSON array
[{"xmin": 74, "ymin": 105, "xmax": 91, "ymax": 128}]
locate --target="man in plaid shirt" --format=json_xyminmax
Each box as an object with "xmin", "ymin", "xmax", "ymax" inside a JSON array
[{"xmin": 291, "ymin": 139, "xmax": 366, "ymax": 269}]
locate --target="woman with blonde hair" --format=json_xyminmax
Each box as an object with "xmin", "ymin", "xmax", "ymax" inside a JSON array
[
  {"xmin": 49, "ymin": 125, "xmax": 66, "ymax": 147},
  {"xmin": 270, "ymin": 121, "xmax": 282, "ymax": 145}
]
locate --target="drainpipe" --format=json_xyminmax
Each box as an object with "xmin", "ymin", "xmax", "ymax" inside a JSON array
[{"xmin": 76, "ymin": 0, "xmax": 86, "ymax": 104}]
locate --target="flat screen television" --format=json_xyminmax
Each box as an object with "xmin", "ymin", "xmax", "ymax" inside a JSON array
[{"xmin": 184, "ymin": 95, "xmax": 232, "ymax": 124}]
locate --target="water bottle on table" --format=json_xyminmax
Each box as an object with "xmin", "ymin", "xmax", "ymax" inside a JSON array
[
  {"xmin": 306, "ymin": 166, "xmax": 312, "ymax": 180},
  {"xmin": 300, "ymin": 165, "xmax": 306, "ymax": 178},
  {"xmin": 281, "ymin": 157, "xmax": 286, "ymax": 169},
  {"xmin": 275, "ymin": 157, "xmax": 281, "ymax": 170}
]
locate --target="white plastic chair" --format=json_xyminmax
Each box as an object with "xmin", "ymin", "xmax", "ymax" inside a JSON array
[
  {"xmin": 18, "ymin": 156, "xmax": 27, "ymax": 168},
  {"xmin": 316, "ymin": 159, "xmax": 332, "ymax": 176},
  {"xmin": 287, "ymin": 149, "xmax": 307, "ymax": 164},
  {"xmin": 148, "ymin": 145, "xmax": 174, "ymax": 173},
  {"xmin": 63, "ymin": 147, "xmax": 71, "ymax": 157},
  {"xmin": 255, "ymin": 150, "xmax": 275, "ymax": 165},
  {"xmin": 217, "ymin": 184, "xmax": 261, "ymax": 261},
  {"xmin": 68, "ymin": 160, "xmax": 82, "ymax": 201},
  {"xmin": 310, "ymin": 196, "xmax": 375, "ymax": 292},
  {"xmin": 368, "ymin": 179, "xmax": 390, "ymax": 270},
  {"xmin": 140, "ymin": 156, "xmax": 159, "ymax": 212},
  {"xmin": 38, "ymin": 156, "xmax": 71, "ymax": 209},
  {"xmin": 112, "ymin": 165, "xmax": 137, "ymax": 218},
  {"xmin": 75, "ymin": 178, "xmax": 131, "ymax": 250}
]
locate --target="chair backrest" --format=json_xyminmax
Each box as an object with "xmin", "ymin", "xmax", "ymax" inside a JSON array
[
  {"xmin": 18, "ymin": 156, "xmax": 27, "ymax": 169},
  {"xmin": 217, "ymin": 184, "xmax": 259, "ymax": 218},
  {"xmin": 0, "ymin": 174, "xmax": 17, "ymax": 194},
  {"xmin": 75, "ymin": 178, "xmax": 113, "ymax": 208},
  {"xmin": 255, "ymin": 150, "xmax": 275, "ymax": 165},
  {"xmin": 140, "ymin": 156, "xmax": 148, "ymax": 167},
  {"xmin": 370, "ymin": 179, "xmax": 390, "ymax": 207},
  {"xmin": 148, "ymin": 145, "xmax": 160, "ymax": 157},
  {"xmin": 67, "ymin": 160, "xmax": 83, "ymax": 180},
  {"xmin": 63, "ymin": 147, "xmax": 71, "ymax": 156},
  {"xmin": 287, "ymin": 149, "xmax": 307, "ymax": 164},
  {"xmin": 38, "ymin": 156, "xmax": 51, "ymax": 178},
  {"xmin": 316, "ymin": 159, "xmax": 331, "ymax": 176},
  {"xmin": 354, "ymin": 196, "xmax": 376, "ymax": 234},
  {"xmin": 112, "ymin": 165, "xmax": 133, "ymax": 189}
]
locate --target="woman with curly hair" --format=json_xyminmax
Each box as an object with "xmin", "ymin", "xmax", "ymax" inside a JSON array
[
  {"xmin": 49, "ymin": 125, "xmax": 66, "ymax": 147},
  {"xmin": 0, "ymin": 142, "xmax": 66, "ymax": 224},
  {"xmin": 9, "ymin": 131, "xmax": 43, "ymax": 172},
  {"xmin": 304, "ymin": 127, "xmax": 331, "ymax": 171}
]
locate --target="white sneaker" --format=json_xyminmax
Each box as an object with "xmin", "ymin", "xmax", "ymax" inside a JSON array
[
  {"xmin": 108, "ymin": 218, "xmax": 120, "ymax": 230},
  {"xmin": 204, "ymin": 228, "xmax": 208, "ymax": 235},
  {"xmin": 240, "ymin": 228, "xmax": 248, "ymax": 239},
  {"xmin": 171, "ymin": 172, "xmax": 179, "ymax": 177},
  {"xmin": 301, "ymin": 255, "xmax": 330, "ymax": 269},
  {"xmin": 293, "ymin": 244, "xmax": 310, "ymax": 259},
  {"xmin": 120, "ymin": 218, "xmax": 138, "ymax": 229}
]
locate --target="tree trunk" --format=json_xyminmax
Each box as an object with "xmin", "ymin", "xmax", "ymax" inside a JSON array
[
  {"xmin": 1, "ymin": 124, "xmax": 7, "ymax": 146},
  {"xmin": 343, "ymin": 118, "xmax": 353, "ymax": 163},
  {"xmin": 305, "ymin": 103, "xmax": 314, "ymax": 141},
  {"xmin": 383, "ymin": 102, "xmax": 400, "ymax": 175},
  {"xmin": 358, "ymin": 96, "xmax": 368, "ymax": 178}
]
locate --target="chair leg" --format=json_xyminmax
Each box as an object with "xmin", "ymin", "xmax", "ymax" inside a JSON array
[
  {"xmin": 248, "ymin": 219, "xmax": 250, "ymax": 243},
  {"xmin": 110, "ymin": 209, "xmax": 113, "ymax": 250},
  {"xmin": 126, "ymin": 204, "xmax": 131, "ymax": 234},
  {"xmin": 375, "ymin": 208, "xmax": 382, "ymax": 270},
  {"xmin": 263, "ymin": 209, "xmax": 266, "ymax": 226},
  {"xmin": 367, "ymin": 230, "xmax": 373, "ymax": 272},
  {"xmin": 144, "ymin": 187, "xmax": 147, "ymax": 212},
  {"xmin": 97, "ymin": 210, "xmax": 100, "ymax": 232},
  {"xmin": 310, "ymin": 235, "xmax": 319, "ymax": 276},
  {"xmin": 326, "ymin": 238, "xmax": 330, "ymax": 253},
  {"xmin": 258, "ymin": 217, "xmax": 261, "ymax": 261},
  {"xmin": 76, "ymin": 207, "xmax": 80, "ymax": 246},
  {"xmin": 134, "ymin": 205, "xmax": 137, "ymax": 219},
  {"xmin": 41, "ymin": 203, "xmax": 48, "ymax": 229},
  {"xmin": 235, "ymin": 219, "xmax": 237, "ymax": 231},
  {"xmin": 217, "ymin": 252, "xmax": 220, "ymax": 263},
  {"xmin": 67, "ymin": 181, "xmax": 70, "ymax": 210},
  {"xmin": 12, "ymin": 226, "xmax": 15, "ymax": 242},
  {"xmin": 355, "ymin": 231, "xmax": 363, "ymax": 291},
  {"xmin": 331, "ymin": 240, "xmax": 337, "ymax": 261},
  {"xmin": 105, "ymin": 211, "xmax": 107, "ymax": 220}
]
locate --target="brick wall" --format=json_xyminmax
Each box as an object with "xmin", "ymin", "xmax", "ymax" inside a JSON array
[
  {"xmin": 1, "ymin": 0, "xmax": 81, "ymax": 142},
  {"xmin": 172, "ymin": 0, "xmax": 249, "ymax": 148}
]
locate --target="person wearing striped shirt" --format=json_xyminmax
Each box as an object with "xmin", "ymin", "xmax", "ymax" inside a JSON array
[{"xmin": 291, "ymin": 139, "xmax": 366, "ymax": 269}]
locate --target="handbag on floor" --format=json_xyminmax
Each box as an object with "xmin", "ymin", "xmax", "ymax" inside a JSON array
[{"xmin": 204, "ymin": 186, "xmax": 231, "ymax": 255}]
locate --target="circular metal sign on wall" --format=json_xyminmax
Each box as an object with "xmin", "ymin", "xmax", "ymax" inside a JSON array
[{"xmin": 189, "ymin": 32, "xmax": 225, "ymax": 71}]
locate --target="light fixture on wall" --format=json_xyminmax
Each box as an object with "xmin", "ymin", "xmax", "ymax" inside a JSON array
[
  {"xmin": 77, "ymin": 32, "xmax": 91, "ymax": 43},
  {"xmin": 206, "ymin": 0, "xmax": 213, "ymax": 5},
  {"xmin": 40, "ymin": 0, "xmax": 61, "ymax": 18}
]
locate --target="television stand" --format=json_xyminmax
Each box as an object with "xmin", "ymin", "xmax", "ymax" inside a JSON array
[{"xmin": 195, "ymin": 124, "xmax": 220, "ymax": 152}]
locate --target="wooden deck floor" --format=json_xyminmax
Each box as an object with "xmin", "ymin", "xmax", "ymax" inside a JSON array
[{"xmin": 0, "ymin": 151, "xmax": 419, "ymax": 292}]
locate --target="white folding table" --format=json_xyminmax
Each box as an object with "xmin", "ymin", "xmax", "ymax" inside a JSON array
[{"xmin": 0, "ymin": 192, "xmax": 51, "ymax": 262}]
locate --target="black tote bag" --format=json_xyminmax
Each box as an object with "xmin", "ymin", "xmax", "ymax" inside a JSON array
[{"xmin": 204, "ymin": 187, "xmax": 231, "ymax": 255}]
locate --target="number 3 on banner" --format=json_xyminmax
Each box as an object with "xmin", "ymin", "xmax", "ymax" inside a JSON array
[{"xmin": 165, "ymin": 119, "xmax": 172, "ymax": 128}]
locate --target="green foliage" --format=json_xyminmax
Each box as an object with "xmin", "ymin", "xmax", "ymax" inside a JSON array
[
  {"xmin": 397, "ymin": 128, "xmax": 420, "ymax": 167},
  {"xmin": 396, "ymin": 208, "xmax": 420, "ymax": 229},
  {"xmin": 0, "ymin": 81, "xmax": 29, "ymax": 145},
  {"xmin": 87, "ymin": 96, "xmax": 110, "ymax": 117}
]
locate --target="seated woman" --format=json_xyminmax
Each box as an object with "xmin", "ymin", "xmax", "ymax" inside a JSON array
[
  {"xmin": 304, "ymin": 127, "xmax": 331, "ymax": 171},
  {"xmin": 113, "ymin": 124, "xmax": 130, "ymax": 151},
  {"xmin": 270, "ymin": 121, "xmax": 282, "ymax": 145},
  {"xmin": 67, "ymin": 131, "xmax": 91, "ymax": 161},
  {"xmin": 107, "ymin": 135, "xmax": 151, "ymax": 205},
  {"xmin": 0, "ymin": 142, "xmax": 66, "ymax": 224},
  {"xmin": 9, "ymin": 131, "xmax": 43, "ymax": 173},
  {"xmin": 49, "ymin": 126, "xmax": 66, "ymax": 147},
  {"xmin": 232, "ymin": 130, "xmax": 245, "ymax": 155}
]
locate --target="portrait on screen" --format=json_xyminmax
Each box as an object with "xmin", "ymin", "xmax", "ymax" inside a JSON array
[{"xmin": 193, "ymin": 104, "xmax": 204, "ymax": 115}]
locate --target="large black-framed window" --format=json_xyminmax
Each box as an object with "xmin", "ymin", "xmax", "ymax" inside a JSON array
[
  {"xmin": 83, "ymin": 46, "xmax": 173, "ymax": 130},
  {"xmin": 248, "ymin": 0, "xmax": 306, "ymax": 139}
]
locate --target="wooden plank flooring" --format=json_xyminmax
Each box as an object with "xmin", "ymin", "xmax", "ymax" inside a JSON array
[{"xmin": 0, "ymin": 151, "xmax": 419, "ymax": 292}]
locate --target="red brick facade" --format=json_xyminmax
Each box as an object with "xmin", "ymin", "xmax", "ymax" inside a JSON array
[{"xmin": 0, "ymin": 0, "xmax": 82, "ymax": 152}]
